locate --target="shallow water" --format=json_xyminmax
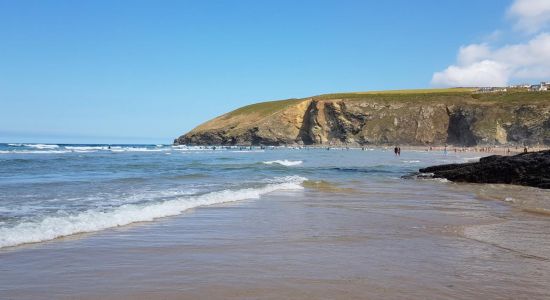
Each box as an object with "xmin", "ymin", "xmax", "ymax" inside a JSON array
[{"xmin": 0, "ymin": 143, "xmax": 549, "ymax": 299}]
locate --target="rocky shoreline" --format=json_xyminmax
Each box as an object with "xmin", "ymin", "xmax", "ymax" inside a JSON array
[{"xmin": 412, "ymin": 150, "xmax": 550, "ymax": 189}]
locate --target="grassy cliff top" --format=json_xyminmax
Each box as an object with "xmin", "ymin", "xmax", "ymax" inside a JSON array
[
  {"xmin": 224, "ymin": 98, "xmax": 302, "ymax": 119},
  {"xmin": 221, "ymin": 88, "xmax": 550, "ymax": 120},
  {"xmin": 315, "ymin": 87, "xmax": 475, "ymax": 98}
]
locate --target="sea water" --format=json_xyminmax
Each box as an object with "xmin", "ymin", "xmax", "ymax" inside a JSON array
[
  {"xmin": 0, "ymin": 143, "xmax": 470, "ymax": 248},
  {"xmin": 1, "ymin": 143, "xmax": 550, "ymax": 299},
  {"xmin": 0, "ymin": 143, "xmax": 546, "ymax": 248}
]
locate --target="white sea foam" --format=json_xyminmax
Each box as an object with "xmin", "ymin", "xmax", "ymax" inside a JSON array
[
  {"xmin": 65, "ymin": 146, "xmax": 109, "ymax": 151},
  {"xmin": 410, "ymin": 172, "xmax": 450, "ymax": 183},
  {"xmin": 23, "ymin": 144, "xmax": 59, "ymax": 149},
  {"xmin": 262, "ymin": 160, "xmax": 303, "ymax": 166},
  {"xmin": 0, "ymin": 176, "xmax": 306, "ymax": 249},
  {"xmin": 110, "ymin": 147, "xmax": 164, "ymax": 152},
  {"xmin": 66, "ymin": 146, "xmax": 166, "ymax": 152},
  {"xmin": 465, "ymin": 157, "xmax": 482, "ymax": 162},
  {"xmin": 1, "ymin": 150, "xmax": 73, "ymax": 154},
  {"xmin": 2, "ymin": 145, "xmax": 170, "ymax": 154},
  {"xmin": 171, "ymin": 145, "xmax": 216, "ymax": 151},
  {"xmin": 231, "ymin": 150, "xmax": 265, "ymax": 153},
  {"xmin": 431, "ymin": 178, "xmax": 450, "ymax": 183}
]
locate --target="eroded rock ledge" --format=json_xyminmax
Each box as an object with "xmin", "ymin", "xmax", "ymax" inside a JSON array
[{"xmin": 417, "ymin": 150, "xmax": 550, "ymax": 189}]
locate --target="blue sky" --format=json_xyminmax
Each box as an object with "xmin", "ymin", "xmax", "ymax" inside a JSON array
[{"xmin": 0, "ymin": 0, "xmax": 530, "ymax": 143}]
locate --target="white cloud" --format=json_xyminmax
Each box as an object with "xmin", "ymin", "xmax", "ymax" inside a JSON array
[
  {"xmin": 457, "ymin": 44, "xmax": 491, "ymax": 65},
  {"xmin": 432, "ymin": 60, "xmax": 510, "ymax": 87},
  {"xmin": 491, "ymin": 33, "xmax": 550, "ymax": 67},
  {"xmin": 508, "ymin": 0, "xmax": 550, "ymax": 33},
  {"xmin": 432, "ymin": 0, "xmax": 550, "ymax": 87}
]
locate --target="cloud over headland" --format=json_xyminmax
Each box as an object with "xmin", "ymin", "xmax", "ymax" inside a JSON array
[{"xmin": 432, "ymin": 0, "xmax": 550, "ymax": 87}]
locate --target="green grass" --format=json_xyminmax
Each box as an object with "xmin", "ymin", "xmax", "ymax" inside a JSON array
[
  {"xmin": 317, "ymin": 88, "xmax": 475, "ymax": 97},
  {"xmin": 318, "ymin": 88, "xmax": 550, "ymax": 103},
  {"xmin": 224, "ymin": 98, "xmax": 303, "ymax": 118},
  {"xmin": 222, "ymin": 88, "xmax": 550, "ymax": 119},
  {"xmin": 470, "ymin": 90, "xmax": 550, "ymax": 103},
  {"xmin": 363, "ymin": 88, "xmax": 476, "ymax": 94}
]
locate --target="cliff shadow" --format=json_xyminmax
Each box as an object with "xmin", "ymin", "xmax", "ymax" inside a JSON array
[
  {"xmin": 296, "ymin": 100, "xmax": 317, "ymax": 145},
  {"xmin": 446, "ymin": 109, "xmax": 478, "ymax": 146}
]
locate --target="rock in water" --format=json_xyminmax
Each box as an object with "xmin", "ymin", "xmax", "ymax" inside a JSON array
[{"xmin": 418, "ymin": 150, "xmax": 550, "ymax": 189}]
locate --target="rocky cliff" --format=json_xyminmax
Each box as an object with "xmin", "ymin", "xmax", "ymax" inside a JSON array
[{"xmin": 174, "ymin": 89, "xmax": 550, "ymax": 146}]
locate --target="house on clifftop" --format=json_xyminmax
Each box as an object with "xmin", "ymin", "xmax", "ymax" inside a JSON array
[
  {"xmin": 476, "ymin": 87, "xmax": 507, "ymax": 93},
  {"xmin": 529, "ymin": 82, "xmax": 550, "ymax": 91}
]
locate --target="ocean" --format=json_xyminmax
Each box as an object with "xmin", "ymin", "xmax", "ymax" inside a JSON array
[{"xmin": 1, "ymin": 143, "xmax": 549, "ymax": 299}]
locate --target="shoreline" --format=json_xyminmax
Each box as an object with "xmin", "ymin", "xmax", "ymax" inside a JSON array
[
  {"xmin": 177, "ymin": 143, "xmax": 550, "ymax": 155},
  {"xmin": 2, "ymin": 178, "xmax": 549, "ymax": 299}
]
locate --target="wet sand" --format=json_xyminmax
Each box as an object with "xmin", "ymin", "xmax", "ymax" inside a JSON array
[{"xmin": 1, "ymin": 177, "xmax": 549, "ymax": 299}]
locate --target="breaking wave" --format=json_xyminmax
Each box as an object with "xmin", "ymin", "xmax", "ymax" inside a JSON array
[
  {"xmin": 262, "ymin": 160, "xmax": 303, "ymax": 166},
  {"xmin": 23, "ymin": 144, "xmax": 59, "ymax": 149},
  {"xmin": 0, "ymin": 176, "xmax": 306, "ymax": 249}
]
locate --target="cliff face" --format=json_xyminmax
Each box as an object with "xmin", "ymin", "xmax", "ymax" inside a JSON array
[{"xmin": 175, "ymin": 91, "xmax": 550, "ymax": 146}]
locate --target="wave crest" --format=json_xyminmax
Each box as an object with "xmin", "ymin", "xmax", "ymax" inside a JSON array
[
  {"xmin": 262, "ymin": 160, "xmax": 303, "ymax": 166},
  {"xmin": 0, "ymin": 176, "xmax": 306, "ymax": 249},
  {"xmin": 23, "ymin": 144, "xmax": 59, "ymax": 149}
]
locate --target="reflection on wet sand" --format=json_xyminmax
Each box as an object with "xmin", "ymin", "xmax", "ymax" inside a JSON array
[
  {"xmin": 302, "ymin": 180, "xmax": 359, "ymax": 193},
  {"xmin": 1, "ymin": 176, "xmax": 549, "ymax": 300}
]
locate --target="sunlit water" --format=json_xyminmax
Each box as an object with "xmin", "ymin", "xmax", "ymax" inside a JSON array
[{"xmin": 0, "ymin": 143, "xmax": 549, "ymax": 299}]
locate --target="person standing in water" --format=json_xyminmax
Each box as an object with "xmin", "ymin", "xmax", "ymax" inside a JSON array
[
  {"xmin": 397, "ymin": 147, "xmax": 401, "ymax": 156},
  {"xmin": 394, "ymin": 146, "xmax": 398, "ymax": 156}
]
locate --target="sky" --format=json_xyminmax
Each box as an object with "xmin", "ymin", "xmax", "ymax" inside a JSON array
[{"xmin": 0, "ymin": 0, "xmax": 548, "ymax": 144}]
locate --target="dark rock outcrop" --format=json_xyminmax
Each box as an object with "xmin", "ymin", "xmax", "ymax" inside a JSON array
[{"xmin": 417, "ymin": 150, "xmax": 550, "ymax": 189}]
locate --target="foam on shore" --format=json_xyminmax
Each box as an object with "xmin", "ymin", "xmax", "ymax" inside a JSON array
[{"xmin": 0, "ymin": 176, "xmax": 306, "ymax": 249}]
